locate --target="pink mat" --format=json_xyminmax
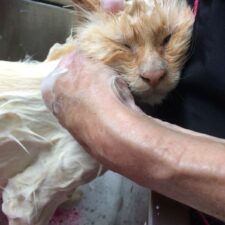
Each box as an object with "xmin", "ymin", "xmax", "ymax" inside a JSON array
[{"xmin": 0, "ymin": 198, "xmax": 80, "ymax": 225}]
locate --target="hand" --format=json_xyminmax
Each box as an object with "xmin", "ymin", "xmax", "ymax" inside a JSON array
[{"xmin": 41, "ymin": 50, "xmax": 142, "ymax": 157}]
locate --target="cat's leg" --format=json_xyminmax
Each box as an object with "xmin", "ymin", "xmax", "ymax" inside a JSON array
[{"xmin": 2, "ymin": 136, "xmax": 99, "ymax": 225}]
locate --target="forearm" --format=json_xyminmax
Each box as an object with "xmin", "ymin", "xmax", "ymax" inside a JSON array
[
  {"xmin": 147, "ymin": 119, "xmax": 225, "ymax": 220},
  {"xmin": 67, "ymin": 104, "xmax": 225, "ymax": 220}
]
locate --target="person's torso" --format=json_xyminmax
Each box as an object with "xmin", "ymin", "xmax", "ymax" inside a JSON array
[{"xmin": 155, "ymin": 0, "xmax": 225, "ymax": 139}]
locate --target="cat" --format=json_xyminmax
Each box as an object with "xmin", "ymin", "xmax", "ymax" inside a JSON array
[
  {"xmin": 0, "ymin": 0, "xmax": 194, "ymax": 224},
  {"xmin": 48, "ymin": 0, "xmax": 194, "ymax": 104}
]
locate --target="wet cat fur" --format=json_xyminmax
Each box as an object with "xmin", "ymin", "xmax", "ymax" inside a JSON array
[{"xmin": 71, "ymin": 0, "xmax": 195, "ymax": 104}]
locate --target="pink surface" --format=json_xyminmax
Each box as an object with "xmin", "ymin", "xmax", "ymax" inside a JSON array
[
  {"xmin": 0, "ymin": 198, "xmax": 80, "ymax": 225},
  {"xmin": 0, "ymin": 207, "xmax": 8, "ymax": 225},
  {"xmin": 49, "ymin": 208, "xmax": 80, "ymax": 225},
  {"xmin": 193, "ymin": 0, "xmax": 199, "ymax": 16}
]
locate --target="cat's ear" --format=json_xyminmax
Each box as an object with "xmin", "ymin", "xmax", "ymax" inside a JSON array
[
  {"xmin": 72, "ymin": 0, "xmax": 124, "ymax": 13},
  {"xmin": 101, "ymin": 0, "xmax": 125, "ymax": 13}
]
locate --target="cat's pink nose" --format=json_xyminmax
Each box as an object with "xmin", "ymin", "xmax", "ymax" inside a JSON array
[{"xmin": 141, "ymin": 70, "xmax": 166, "ymax": 87}]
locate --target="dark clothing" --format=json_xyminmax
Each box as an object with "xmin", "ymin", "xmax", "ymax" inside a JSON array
[
  {"xmin": 155, "ymin": 1, "xmax": 225, "ymax": 224},
  {"xmin": 156, "ymin": 0, "xmax": 225, "ymax": 139}
]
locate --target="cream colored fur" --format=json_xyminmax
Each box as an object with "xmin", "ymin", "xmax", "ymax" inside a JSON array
[
  {"xmin": 0, "ymin": 60, "xmax": 100, "ymax": 225},
  {"xmin": 0, "ymin": 0, "xmax": 194, "ymax": 224}
]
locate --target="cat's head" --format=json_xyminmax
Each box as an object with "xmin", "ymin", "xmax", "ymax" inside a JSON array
[{"xmin": 74, "ymin": 0, "xmax": 194, "ymax": 105}]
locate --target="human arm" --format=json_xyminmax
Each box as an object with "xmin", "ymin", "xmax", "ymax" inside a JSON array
[{"xmin": 41, "ymin": 50, "xmax": 225, "ymax": 221}]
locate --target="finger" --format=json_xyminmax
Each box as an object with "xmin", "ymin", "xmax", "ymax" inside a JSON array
[
  {"xmin": 41, "ymin": 67, "xmax": 68, "ymax": 111},
  {"xmin": 41, "ymin": 51, "xmax": 93, "ymax": 114},
  {"xmin": 57, "ymin": 49, "xmax": 79, "ymax": 69},
  {"xmin": 41, "ymin": 52, "xmax": 76, "ymax": 112},
  {"xmin": 111, "ymin": 77, "xmax": 143, "ymax": 113},
  {"xmin": 100, "ymin": 0, "xmax": 125, "ymax": 13}
]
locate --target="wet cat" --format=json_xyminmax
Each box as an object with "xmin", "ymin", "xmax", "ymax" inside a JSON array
[
  {"xmin": 48, "ymin": 0, "xmax": 194, "ymax": 104},
  {"xmin": 0, "ymin": 0, "xmax": 194, "ymax": 224}
]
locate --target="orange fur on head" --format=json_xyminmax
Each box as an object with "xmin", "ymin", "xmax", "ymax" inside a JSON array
[{"xmin": 73, "ymin": 0, "xmax": 194, "ymax": 105}]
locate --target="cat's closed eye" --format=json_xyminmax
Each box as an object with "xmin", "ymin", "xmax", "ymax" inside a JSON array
[
  {"xmin": 123, "ymin": 43, "xmax": 132, "ymax": 50},
  {"xmin": 161, "ymin": 34, "xmax": 172, "ymax": 47}
]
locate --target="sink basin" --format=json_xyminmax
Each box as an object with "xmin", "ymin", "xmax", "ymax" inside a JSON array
[{"xmin": 0, "ymin": 0, "xmax": 74, "ymax": 61}]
